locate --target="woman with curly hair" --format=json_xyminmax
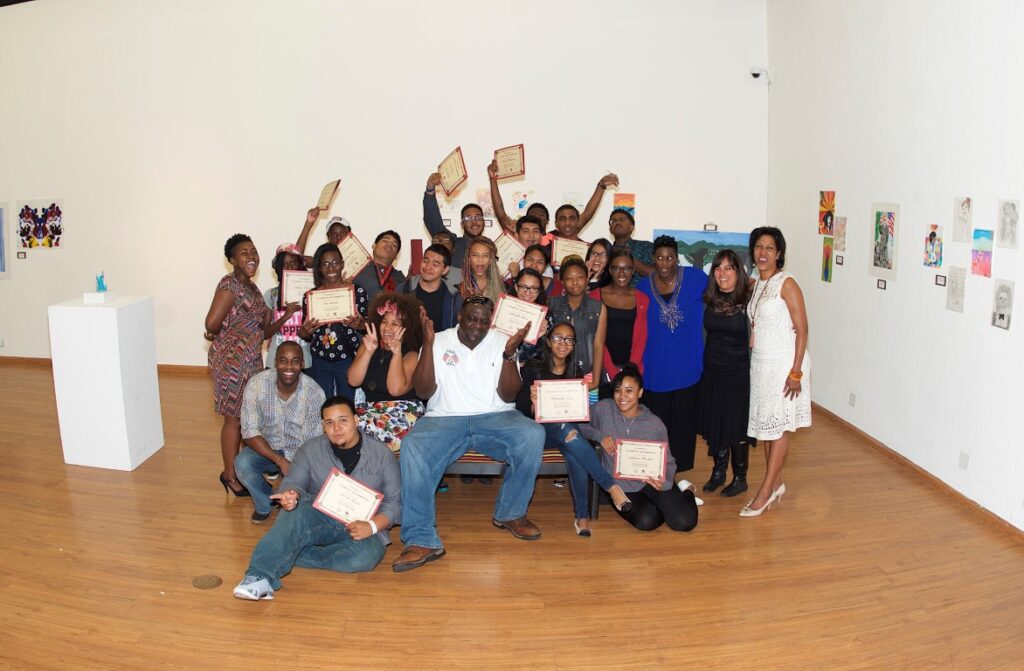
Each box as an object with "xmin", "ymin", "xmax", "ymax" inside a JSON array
[
  {"xmin": 347, "ymin": 292, "xmax": 425, "ymax": 453},
  {"xmin": 459, "ymin": 237, "xmax": 505, "ymax": 305}
]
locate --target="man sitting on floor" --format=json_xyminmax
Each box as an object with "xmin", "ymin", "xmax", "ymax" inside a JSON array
[
  {"xmin": 392, "ymin": 296, "xmax": 545, "ymax": 573},
  {"xmin": 235, "ymin": 341, "xmax": 325, "ymax": 524},
  {"xmin": 233, "ymin": 395, "xmax": 401, "ymax": 600}
]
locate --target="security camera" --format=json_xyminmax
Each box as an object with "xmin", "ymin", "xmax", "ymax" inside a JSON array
[{"xmin": 750, "ymin": 67, "xmax": 771, "ymax": 83}]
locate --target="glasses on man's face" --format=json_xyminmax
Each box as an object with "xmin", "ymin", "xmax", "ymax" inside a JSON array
[
  {"xmin": 462, "ymin": 215, "xmax": 485, "ymax": 223},
  {"xmin": 549, "ymin": 335, "xmax": 576, "ymax": 346},
  {"xmin": 610, "ymin": 264, "xmax": 633, "ymax": 274},
  {"xmin": 516, "ymin": 284, "xmax": 541, "ymax": 294}
]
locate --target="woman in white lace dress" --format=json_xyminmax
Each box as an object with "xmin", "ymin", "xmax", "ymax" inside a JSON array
[{"xmin": 742, "ymin": 227, "xmax": 811, "ymax": 517}]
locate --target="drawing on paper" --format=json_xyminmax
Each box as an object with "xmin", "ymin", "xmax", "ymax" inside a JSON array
[
  {"xmin": 869, "ymin": 202, "xmax": 899, "ymax": 280},
  {"xmin": 613, "ymin": 193, "xmax": 635, "ymax": 216},
  {"xmin": 971, "ymin": 229, "xmax": 993, "ymax": 277},
  {"xmin": 923, "ymin": 225, "xmax": 943, "ymax": 268},
  {"xmin": 991, "ymin": 279, "xmax": 1013, "ymax": 330},
  {"xmin": 996, "ymin": 199, "xmax": 1019, "ymax": 249},
  {"xmin": 833, "ymin": 216, "xmax": 847, "ymax": 252},
  {"xmin": 953, "ymin": 197, "xmax": 972, "ymax": 243},
  {"xmin": 945, "ymin": 266, "xmax": 966, "ymax": 313},
  {"xmin": 818, "ymin": 191, "xmax": 835, "ymax": 235}
]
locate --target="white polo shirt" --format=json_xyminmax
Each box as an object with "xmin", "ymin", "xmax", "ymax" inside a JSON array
[{"xmin": 425, "ymin": 327, "xmax": 514, "ymax": 417}]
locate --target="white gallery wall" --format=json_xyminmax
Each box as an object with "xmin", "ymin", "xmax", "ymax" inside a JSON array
[
  {"xmin": 766, "ymin": 0, "xmax": 1024, "ymax": 529},
  {"xmin": 0, "ymin": 0, "xmax": 769, "ymax": 364}
]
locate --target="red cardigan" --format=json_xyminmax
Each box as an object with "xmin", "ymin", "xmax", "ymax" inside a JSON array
[{"xmin": 588, "ymin": 287, "xmax": 649, "ymax": 379}]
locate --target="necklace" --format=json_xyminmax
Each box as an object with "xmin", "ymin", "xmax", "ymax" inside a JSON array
[
  {"xmin": 622, "ymin": 410, "xmax": 639, "ymax": 436},
  {"xmin": 651, "ymin": 268, "xmax": 684, "ymax": 331},
  {"xmin": 748, "ymin": 271, "xmax": 783, "ymax": 348}
]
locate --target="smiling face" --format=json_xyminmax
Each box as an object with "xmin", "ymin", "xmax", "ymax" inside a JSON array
[
  {"xmin": 468, "ymin": 241, "xmax": 493, "ymax": 278},
  {"xmin": 609, "ymin": 255, "xmax": 634, "ymax": 288},
  {"xmin": 373, "ymin": 234, "xmax": 399, "ymax": 266},
  {"xmin": 420, "ymin": 249, "xmax": 448, "ymax": 284},
  {"xmin": 457, "ymin": 302, "xmax": 492, "ymax": 349},
  {"xmin": 230, "ymin": 241, "xmax": 260, "ymax": 278},
  {"xmin": 753, "ymin": 234, "xmax": 780, "ymax": 275},
  {"xmin": 561, "ymin": 264, "xmax": 588, "ymax": 297},
  {"xmin": 547, "ymin": 323, "xmax": 576, "ymax": 362},
  {"xmin": 319, "ymin": 249, "xmax": 344, "ymax": 285},
  {"xmin": 613, "ymin": 375, "xmax": 643, "ymax": 416},
  {"xmin": 714, "ymin": 258, "xmax": 738, "ymax": 293},
  {"xmin": 587, "ymin": 244, "xmax": 609, "ymax": 276},
  {"xmin": 327, "ymin": 222, "xmax": 350, "ymax": 245},
  {"xmin": 518, "ymin": 221, "xmax": 542, "ymax": 247},
  {"xmin": 555, "ymin": 207, "xmax": 580, "ymax": 238},
  {"xmin": 378, "ymin": 311, "xmax": 403, "ymax": 349},
  {"xmin": 462, "ymin": 206, "xmax": 485, "ymax": 237},
  {"xmin": 515, "ymin": 273, "xmax": 543, "ymax": 304},
  {"xmin": 524, "ymin": 249, "xmax": 548, "ymax": 275},
  {"xmin": 274, "ymin": 342, "xmax": 304, "ymax": 387},
  {"xmin": 321, "ymin": 402, "xmax": 359, "ymax": 448}
]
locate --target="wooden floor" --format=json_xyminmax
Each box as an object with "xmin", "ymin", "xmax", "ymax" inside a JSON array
[{"xmin": 1, "ymin": 361, "xmax": 1022, "ymax": 670}]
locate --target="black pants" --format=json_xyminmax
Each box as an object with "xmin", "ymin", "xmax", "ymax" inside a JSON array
[
  {"xmin": 644, "ymin": 383, "xmax": 699, "ymax": 471},
  {"xmin": 616, "ymin": 485, "xmax": 698, "ymax": 532}
]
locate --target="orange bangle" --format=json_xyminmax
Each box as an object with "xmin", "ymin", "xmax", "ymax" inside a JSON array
[{"xmin": 788, "ymin": 370, "xmax": 803, "ymax": 381}]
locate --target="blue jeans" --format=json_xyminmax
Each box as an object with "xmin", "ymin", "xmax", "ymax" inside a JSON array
[
  {"xmin": 400, "ymin": 411, "xmax": 544, "ymax": 549},
  {"xmin": 310, "ymin": 356, "xmax": 354, "ymax": 399},
  {"xmin": 246, "ymin": 501, "xmax": 386, "ymax": 589},
  {"xmin": 544, "ymin": 423, "xmax": 616, "ymax": 519},
  {"xmin": 235, "ymin": 446, "xmax": 283, "ymax": 515}
]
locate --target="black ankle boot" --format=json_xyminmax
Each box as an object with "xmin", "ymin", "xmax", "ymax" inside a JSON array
[
  {"xmin": 703, "ymin": 446, "xmax": 729, "ymax": 492},
  {"xmin": 720, "ymin": 443, "xmax": 749, "ymax": 497}
]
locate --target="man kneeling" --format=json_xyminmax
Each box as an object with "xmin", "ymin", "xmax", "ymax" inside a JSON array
[
  {"xmin": 233, "ymin": 395, "xmax": 401, "ymax": 600},
  {"xmin": 392, "ymin": 296, "xmax": 545, "ymax": 573}
]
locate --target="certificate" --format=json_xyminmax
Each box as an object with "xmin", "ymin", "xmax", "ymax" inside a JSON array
[
  {"xmin": 312, "ymin": 468, "xmax": 384, "ymax": 524},
  {"xmin": 493, "ymin": 143, "xmax": 525, "ymax": 179},
  {"xmin": 534, "ymin": 379, "xmax": 590, "ymax": 423},
  {"xmin": 551, "ymin": 237, "xmax": 590, "ymax": 267},
  {"xmin": 438, "ymin": 146, "xmax": 469, "ymax": 196},
  {"xmin": 317, "ymin": 179, "xmax": 341, "ymax": 212},
  {"xmin": 280, "ymin": 270, "xmax": 314, "ymax": 308},
  {"xmin": 337, "ymin": 232, "xmax": 372, "ymax": 280},
  {"xmin": 613, "ymin": 440, "xmax": 668, "ymax": 482},
  {"xmin": 307, "ymin": 287, "xmax": 356, "ymax": 323},
  {"xmin": 494, "ymin": 230, "xmax": 526, "ymax": 277},
  {"xmin": 491, "ymin": 294, "xmax": 548, "ymax": 345}
]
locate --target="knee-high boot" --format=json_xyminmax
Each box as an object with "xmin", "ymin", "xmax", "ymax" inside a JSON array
[
  {"xmin": 702, "ymin": 445, "xmax": 729, "ymax": 492},
  {"xmin": 720, "ymin": 443, "xmax": 749, "ymax": 497}
]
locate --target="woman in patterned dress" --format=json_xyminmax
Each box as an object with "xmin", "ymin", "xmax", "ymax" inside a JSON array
[
  {"xmin": 204, "ymin": 234, "xmax": 282, "ymax": 496},
  {"xmin": 347, "ymin": 292, "xmax": 424, "ymax": 453},
  {"xmin": 742, "ymin": 227, "xmax": 811, "ymax": 518}
]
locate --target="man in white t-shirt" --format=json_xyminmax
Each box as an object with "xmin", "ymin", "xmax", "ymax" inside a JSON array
[{"xmin": 392, "ymin": 296, "xmax": 545, "ymax": 572}]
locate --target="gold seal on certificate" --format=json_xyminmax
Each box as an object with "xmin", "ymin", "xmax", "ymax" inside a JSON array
[
  {"xmin": 613, "ymin": 440, "xmax": 668, "ymax": 481},
  {"xmin": 493, "ymin": 143, "xmax": 525, "ymax": 179},
  {"xmin": 438, "ymin": 146, "xmax": 469, "ymax": 196},
  {"xmin": 338, "ymin": 233, "xmax": 372, "ymax": 280},
  {"xmin": 280, "ymin": 269, "xmax": 315, "ymax": 307},
  {"xmin": 312, "ymin": 468, "xmax": 384, "ymax": 524},
  {"xmin": 491, "ymin": 295, "xmax": 548, "ymax": 344},
  {"xmin": 551, "ymin": 237, "xmax": 590, "ymax": 267},
  {"xmin": 317, "ymin": 179, "xmax": 341, "ymax": 212},
  {"xmin": 495, "ymin": 230, "xmax": 526, "ymax": 277},
  {"xmin": 534, "ymin": 379, "xmax": 590, "ymax": 423},
  {"xmin": 307, "ymin": 287, "xmax": 356, "ymax": 323}
]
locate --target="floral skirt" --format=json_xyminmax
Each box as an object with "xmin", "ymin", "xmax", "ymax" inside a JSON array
[{"xmin": 356, "ymin": 399, "xmax": 425, "ymax": 454}]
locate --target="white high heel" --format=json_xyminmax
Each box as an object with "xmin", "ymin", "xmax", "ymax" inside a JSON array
[{"xmin": 739, "ymin": 483, "xmax": 785, "ymax": 518}]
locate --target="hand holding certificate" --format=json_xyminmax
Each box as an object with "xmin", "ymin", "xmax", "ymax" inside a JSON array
[
  {"xmin": 438, "ymin": 146, "xmax": 469, "ymax": 196},
  {"xmin": 337, "ymin": 233, "xmax": 372, "ymax": 280},
  {"xmin": 495, "ymin": 230, "xmax": 526, "ymax": 277},
  {"xmin": 491, "ymin": 295, "xmax": 547, "ymax": 345},
  {"xmin": 280, "ymin": 270, "xmax": 315, "ymax": 308},
  {"xmin": 534, "ymin": 379, "xmax": 590, "ymax": 423},
  {"xmin": 317, "ymin": 179, "xmax": 341, "ymax": 212},
  {"xmin": 551, "ymin": 237, "xmax": 591, "ymax": 267},
  {"xmin": 308, "ymin": 286, "xmax": 355, "ymax": 323},
  {"xmin": 493, "ymin": 144, "xmax": 525, "ymax": 179},
  {"xmin": 313, "ymin": 468, "xmax": 384, "ymax": 524},
  {"xmin": 613, "ymin": 440, "xmax": 668, "ymax": 481}
]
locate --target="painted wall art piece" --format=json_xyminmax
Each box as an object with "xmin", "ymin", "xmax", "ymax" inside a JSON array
[
  {"xmin": 971, "ymin": 228, "xmax": 993, "ymax": 277},
  {"xmin": 833, "ymin": 216, "xmax": 847, "ymax": 252},
  {"xmin": 818, "ymin": 190, "xmax": 835, "ymax": 235},
  {"xmin": 17, "ymin": 200, "xmax": 64, "ymax": 249},
  {"xmin": 561, "ymin": 192, "xmax": 585, "ymax": 211},
  {"xmin": 475, "ymin": 188, "xmax": 495, "ymax": 218},
  {"xmin": 953, "ymin": 197, "xmax": 972, "ymax": 243},
  {"xmin": 511, "ymin": 190, "xmax": 535, "ymax": 215},
  {"xmin": 0, "ymin": 204, "xmax": 8, "ymax": 279},
  {"xmin": 653, "ymin": 228, "xmax": 752, "ymax": 273},
  {"xmin": 945, "ymin": 266, "xmax": 966, "ymax": 313},
  {"xmin": 996, "ymin": 199, "xmax": 1019, "ymax": 249},
  {"xmin": 991, "ymin": 279, "xmax": 1013, "ymax": 330},
  {"xmin": 923, "ymin": 224, "xmax": 943, "ymax": 268},
  {"xmin": 869, "ymin": 202, "xmax": 899, "ymax": 280},
  {"xmin": 821, "ymin": 236, "xmax": 834, "ymax": 282},
  {"xmin": 613, "ymin": 192, "xmax": 635, "ymax": 216}
]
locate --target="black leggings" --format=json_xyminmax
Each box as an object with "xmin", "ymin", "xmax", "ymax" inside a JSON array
[
  {"xmin": 615, "ymin": 485, "xmax": 698, "ymax": 532},
  {"xmin": 644, "ymin": 384, "xmax": 699, "ymax": 471}
]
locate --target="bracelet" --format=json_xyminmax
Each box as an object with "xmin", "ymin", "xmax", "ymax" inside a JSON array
[
  {"xmin": 502, "ymin": 350, "xmax": 519, "ymax": 363},
  {"xmin": 788, "ymin": 370, "xmax": 803, "ymax": 381},
  {"xmin": 368, "ymin": 519, "xmax": 379, "ymax": 535}
]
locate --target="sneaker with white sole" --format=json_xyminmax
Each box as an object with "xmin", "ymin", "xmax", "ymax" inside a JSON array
[{"xmin": 233, "ymin": 575, "xmax": 275, "ymax": 600}]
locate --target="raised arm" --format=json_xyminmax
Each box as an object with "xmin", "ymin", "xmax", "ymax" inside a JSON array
[
  {"xmin": 488, "ymin": 159, "xmax": 515, "ymax": 234},
  {"xmin": 578, "ymin": 173, "xmax": 619, "ymax": 233},
  {"xmin": 411, "ymin": 312, "xmax": 438, "ymax": 399},
  {"xmin": 346, "ymin": 324, "xmax": 379, "ymax": 388},
  {"xmin": 781, "ymin": 277, "xmax": 809, "ymax": 401},
  {"xmin": 423, "ymin": 172, "xmax": 446, "ymax": 237},
  {"xmin": 385, "ymin": 331, "xmax": 418, "ymax": 397},
  {"xmin": 496, "ymin": 323, "xmax": 529, "ymax": 402},
  {"xmin": 296, "ymin": 207, "xmax": 319, "ymax": 268}
]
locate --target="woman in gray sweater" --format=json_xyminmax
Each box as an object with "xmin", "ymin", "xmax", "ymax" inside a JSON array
[{"xmin": 581, "ymin": 365, "xmax": 698, "ymax": 532}]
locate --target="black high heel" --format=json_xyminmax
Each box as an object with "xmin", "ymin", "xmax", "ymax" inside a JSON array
[{"xmin": 220, "ymin": 472, "xmax": 250, "ymax": 497}]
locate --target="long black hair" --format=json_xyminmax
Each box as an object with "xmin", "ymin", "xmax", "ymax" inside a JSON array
[
  {"xmin": 702, "ymin": 249, "xmax": 751, "ymax": 314},
  {"xmin": 312, "ymin": 242, "xmax": 342, "ymax": 286},
  {"xmin": 528, "ymin": 321, "xmax": 581, "ymax": 379},
  {"xmin": 586, "ymin": 238, "xmax": 613, "ymax": 289},
  {"xmin": 513, "ymin": 267, "xmax": 548, "ymax": 306}
]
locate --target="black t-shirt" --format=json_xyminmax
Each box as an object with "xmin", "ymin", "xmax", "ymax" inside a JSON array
[{"xmin": 416, "ymin": 283, "xmax": 446, "ymax": 331}]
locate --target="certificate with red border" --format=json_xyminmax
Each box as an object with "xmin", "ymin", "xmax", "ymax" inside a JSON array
[
  {"xmin": 534, "ymin": 379, "xmax": 590, "ymax": 423},
  {"xmin": 317, "ymin": 179, "xmax": 341, "ymax": 212},
  {"xmin": 613, "ymin": 440, "xmax": 668, "ymax": 481},
  {"xmin": 307, "ymin": 287, "xmax": 356, "ymax": 324},
  {"xmin": 495, "ymin": 230, "xmax": 526, "ymax": 278},
  {"xmin": 280, "ymin": 269, "xmax": 315, "ymax": 308},
  {"xmin": 551, "ymin": 236, "xmax": 590, "ymax": 267},
  {"xmin": 494, "ymin": 143, "xmax": 525, "ymax": 179},
  {"xmin": 491, "ymin": 294, "xmax": 547, "ymax": 345},
  {"xmin": 338, "ymin": 232, "xmax": 372, "ymax": 281},
  {"xmin": 438, "ymin": 146, "xmax": 469, "ymax": 196},
  {"xmin": 313, "ymin": 468, "xmax": 383, "ymax": 524}
]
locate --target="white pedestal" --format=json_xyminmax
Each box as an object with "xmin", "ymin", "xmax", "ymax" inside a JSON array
[{"xmin": 48, "ymin": 295, "xmax": 165, "ymax": 471}]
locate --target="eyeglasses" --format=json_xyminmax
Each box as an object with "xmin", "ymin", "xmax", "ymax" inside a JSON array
[
  {"xmin": 589, "ymin": 251, "xmax": 608, "ymax": 259},
  {"xmin": 516, "ymin": 284, "xmax": 542, "ymax": 294},
  {"xmin": 462, "ymin": 215, "xmax": 485, "ymax": 222},
  {"xmin": 549, "ymin": 335, "xmax": 576, "ymax": 345},
  {"xmin": 320, "ymin": 259, "xmax": 343, "ymax": 268}
]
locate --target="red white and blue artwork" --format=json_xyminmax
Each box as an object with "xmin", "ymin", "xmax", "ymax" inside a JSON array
[{"xmin": 17, "ymin": 200, "xmax": 64, "ymax": 249}]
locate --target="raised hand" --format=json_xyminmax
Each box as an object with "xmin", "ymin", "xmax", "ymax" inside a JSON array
[
  {"xmin": 487, "ymin": 159, "xmax": 499, "ymax": 180},
  {"xmin": 420, "ymin": 309, "xmax": 435, "ymax": 347},
  {"xmin": 283, "ymin": 301, "xmax": 301, "ymax": 318},
  {"xmin": 363, "ymin": 322, "xmax": 380, "ymax": 352},
  {"xmin": 298, "ymin": 316, "xmax": 321, "ymax": 339},
  {"xmin": 426, "ymin": 172, "xmax": 443, "ymax": 190},
  {"xmin": 505, "ymin": 321, "xmax": 531, "ymax": 355},
  {"xmin": 305, "ymin": 207, "xmax": 319, "ymax": 226},
  {"xmin": 387, "ymin": 326, "xmax": 406, "ymax": 355},
  {"xmin": 598, "ymin": 173, "xmax": 619, "ymax": 189}
]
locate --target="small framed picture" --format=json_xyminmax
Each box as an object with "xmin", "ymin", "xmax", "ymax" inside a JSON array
[
  {"xmin": 877, "ymin": 279, "xmax": 887, "ymax": 290},
  {"xmin": 935, "ymin": 275, "xmax": 947, "ymax": 287},
  {"xmin": 703, "ymin": 222, "xmax": 718, "ymax": 231},
  {"xmin": 835, "ymin": 255, "xmax": 844, "ymax": 266},
  {"xmin": 484, "ymin": 218, "xmax": 494, "ymax": 228},
  {"xmin": 17, "ymin": 251, "xmax": 26, "ymax": 259},
  {"xmin": 442, "ymin": 218, "xmax": 452, "ymax": 228}
]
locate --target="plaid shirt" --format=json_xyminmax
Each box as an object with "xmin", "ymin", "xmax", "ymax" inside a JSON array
[{"xmin": 240, "ymin": 369, "xmax": 325, "ymax": 461}]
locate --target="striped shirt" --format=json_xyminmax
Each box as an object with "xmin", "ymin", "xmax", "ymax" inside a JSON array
[{"xmin": 240, "ymin": 369, "xmax": 325, "ymax": 460}]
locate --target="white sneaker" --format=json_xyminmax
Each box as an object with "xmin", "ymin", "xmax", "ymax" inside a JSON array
[
  {"xmin": 677, "ymin": 479, "xmax": 704, "ymax": 506},
  {"xmin": 233, "ymin": 575, "xmax": 275, "ymax": 600}
]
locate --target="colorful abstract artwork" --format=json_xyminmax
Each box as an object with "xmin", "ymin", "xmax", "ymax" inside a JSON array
[
  {"xmin": 822, "ymin": 236, "xmax": 834, "ymax": 282},
  {"xmin": 971, "ymin": 228, "xmax": 993, "ymax": 277},
  {"xmin": 613, "ymin": 192, "xmax": 635, "ymax": 216},
  {"xmin": 924, "ymin": 225, "xmax": 943, "ymax": 268},
  {"xmin": 17, "ymin": 200, "xmax": 64, "ymax": 249},
  {"xmin": 869, "ymin": 202, "xmax": 899, "ymax": 280},
  {"xmin": 818, "ymin": 190, "xmax": 835, "ymax": 234}
]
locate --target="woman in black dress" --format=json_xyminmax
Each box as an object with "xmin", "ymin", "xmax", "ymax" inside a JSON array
[{"xmin": 698, "ymin": 249, "xmax": 754, "ymax": 496}]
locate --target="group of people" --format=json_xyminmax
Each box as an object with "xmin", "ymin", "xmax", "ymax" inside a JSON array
[{"xmin": 204, "ymin": 167, "xmax": 812, "ymax": 601}]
